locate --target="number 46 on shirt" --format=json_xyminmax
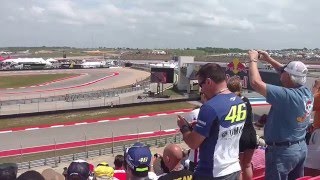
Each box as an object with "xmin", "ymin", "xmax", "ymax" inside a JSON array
[{"xmin": 225, "ymin": 103, "xmax": 247, "ymax": 123}]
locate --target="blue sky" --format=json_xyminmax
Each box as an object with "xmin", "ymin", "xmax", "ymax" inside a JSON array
[{"xmin": 0, "ymin": 0, "xmax": 318, "ymax": 49}]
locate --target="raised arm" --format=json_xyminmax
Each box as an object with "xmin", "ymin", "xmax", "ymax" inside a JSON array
[
  {"xmin": 248, "ymin": 50, "xmax": 267, "ymax": 97},
  {"xmin": 258, "ymin": 50, "xmax": 284, "ymax": 72}
]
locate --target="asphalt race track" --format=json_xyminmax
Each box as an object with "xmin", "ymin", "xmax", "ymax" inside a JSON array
[{"xmin": 0, "ymin": 68, "xmax": 150, "ymax": 100}]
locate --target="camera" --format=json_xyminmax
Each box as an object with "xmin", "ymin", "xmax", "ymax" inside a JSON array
[
  {"xmin": 258, "ymin": 52, "xmax": 262, "ymax": 59},
  {"xmin": 154, "ymin": 153, "xmax": 160, "ymax": 158}
]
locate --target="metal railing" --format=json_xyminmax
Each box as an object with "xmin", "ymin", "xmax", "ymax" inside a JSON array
[{"xmin": 16, "ymin": 133, "xmax": 183, "ymax": 170}]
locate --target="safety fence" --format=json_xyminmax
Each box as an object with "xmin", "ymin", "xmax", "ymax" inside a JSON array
[{"xmin": 16, "ymin": 133, "xmax": 183, "ymax": 170}]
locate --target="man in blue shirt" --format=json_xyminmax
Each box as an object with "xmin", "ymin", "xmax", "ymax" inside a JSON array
[
  {"xmin": 177, "ymin": 63, "xmax": 246, "ymax": 180},
  {"xmin": 248, "ymin": 50, "xmax": 313, "ymax": 180}
]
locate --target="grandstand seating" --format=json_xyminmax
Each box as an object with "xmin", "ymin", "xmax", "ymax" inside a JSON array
[
  {"xmin": 296, "ymin": 176, "xmax": 320, "ymax": 180},
  {"xmin": 310, "ymin": 176, "xmax": 320, "ymax": 180},
  {"xmin": 297, "ymin": 176, "xmax": 313, "ymax": 180},
  {"xmin": 253, "ymin": 167, "xmax": 265, "ymax": 177},
  {"xmin": 305, "ymin": 168, "xmax": 320, "ymax": 177},
  {"xmin": 252, "ymin": 167, "xmax": 265, "ymax": 180},
  {"xmin": 253, "ymin": 174, "xmax": 265, "ymax": 180}
]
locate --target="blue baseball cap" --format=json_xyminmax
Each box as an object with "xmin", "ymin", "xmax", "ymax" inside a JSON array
[
  {"xmin": 125, "ymin": 142, "xmax": 152, "ymax": 177},
  {"xmin": 0, "ymin": 163, "xmax": 18, "ymax": 179},
  {"xmin": 67, "ymin": 160, "xmax": 90, "ymax": 180}
]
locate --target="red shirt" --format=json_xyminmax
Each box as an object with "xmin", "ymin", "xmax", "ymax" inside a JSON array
[{"xmin": 114, "ymin": 169, "xmax": 126, "ymax": 180}]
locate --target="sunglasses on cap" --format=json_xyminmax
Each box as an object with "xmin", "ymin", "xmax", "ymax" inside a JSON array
[
  {"xmin": 97, "ymin": 163, "xmax": 109, "ymax": 167},
  {"xmin": 280, "ymin": 66, "xmax": 286, "ymax": 73},
  {"xmin": 279, "ymin": 62, "xmax": 292, "ymax": 74}
]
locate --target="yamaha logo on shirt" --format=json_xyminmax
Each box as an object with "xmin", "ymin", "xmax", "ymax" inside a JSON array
[{"xmin": 197, "ymin": 119, "xmax": 206, "ymax": 126}]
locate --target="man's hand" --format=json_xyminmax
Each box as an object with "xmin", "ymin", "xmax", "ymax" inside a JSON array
[
  {"xmin": 177, "ymin": 115, "xmax": 189, "ymax": 128},
  {"xmin": 248, "ymin": 50, "xmax": 259, "ymax": 61},
  {"xmin": 190, "ymin": 120, "xmax": 197, "ymax": 128},
  {"xmin": 257, "ymin": 50, "xmax": 271, "ymax": 62},
  {"xmin": 248, "ymin": 49, "xmax": 267, "ymax": 97}
]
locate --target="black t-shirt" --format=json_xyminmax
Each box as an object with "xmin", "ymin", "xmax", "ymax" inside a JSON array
[
  {"xmin": 241, "ymin": 96, "xmax": 254, "ymax": 129},
  {"xmin": 158, "ymin": 169, "xmax": 193, "ymax": 180}
]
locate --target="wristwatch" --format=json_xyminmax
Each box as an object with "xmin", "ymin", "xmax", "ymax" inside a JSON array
[{"xmin": 180, "ymin": 125, "xmax": 191, "ymax": 134}]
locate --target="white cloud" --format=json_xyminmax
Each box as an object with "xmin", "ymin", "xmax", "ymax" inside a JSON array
[
  {"xmin": 0, "ymin": 0, "xmax": 318, "ymax": 49},
  {"xmin": 47, "ymin": 0, "xmax": 77, "ymax": 19},
  {"xmin": 7, "ymin": 16, "xmax": 16, "ymax": 22},
  {"xmin": 266, "ymin": 12, "xmax": 285, "ymax": 23},
  {"xmin": 31, "ymin": 6, "xmax": 45, "ymax": 15}
]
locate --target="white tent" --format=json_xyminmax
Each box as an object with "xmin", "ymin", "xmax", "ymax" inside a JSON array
[
  {"xmin": 3, "ymin": 58, "xmax": 47, "ymax": 64},
  {"xmin": 46, "ymin": 58, "xmax": 58, "ymax": 63}
]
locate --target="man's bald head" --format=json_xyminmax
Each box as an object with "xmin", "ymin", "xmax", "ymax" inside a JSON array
[{"xmin": 163, "ymin": 144, "xmax": 183, "ymax": 171}]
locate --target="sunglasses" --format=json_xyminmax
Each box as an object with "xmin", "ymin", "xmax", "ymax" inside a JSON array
[{"xmin": 198, "ymin": 78, "xmax": 206, "ymax": 88}]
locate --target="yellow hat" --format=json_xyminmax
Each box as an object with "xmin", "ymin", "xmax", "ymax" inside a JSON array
[{"xmin": 94, "ymin": 164, "xmax": 114, "ymax": 178}]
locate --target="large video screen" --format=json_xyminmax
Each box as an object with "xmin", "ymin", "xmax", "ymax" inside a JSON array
[{"xmin": 150, "ymin": 67, "xmax": 174, "ymax": 83}]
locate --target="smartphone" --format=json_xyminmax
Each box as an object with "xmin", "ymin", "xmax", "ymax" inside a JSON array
[{"xmin": 178, "ymin": 115, "xmax": 192, "ymax": 129}]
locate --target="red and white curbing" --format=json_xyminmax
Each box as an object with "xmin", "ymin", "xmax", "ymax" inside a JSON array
[
  {"xmin": 30, "ymin": 74, "xmax": 86, "ymax": 88},
  {"xmin": 250, "ymin": 101, "xmax": 270, "ymax": 106}
]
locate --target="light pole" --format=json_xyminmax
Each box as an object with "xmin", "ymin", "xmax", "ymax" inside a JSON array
[
  {"xmin": 54, "ymin": 138, "xmax": 57, "ymax": 167},
  {"xmin": 104, "ymin": 95, "xmax": 109, "ymax": 106}
]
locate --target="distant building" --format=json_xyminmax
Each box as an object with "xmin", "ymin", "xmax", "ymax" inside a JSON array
[
  {"xmin": 35, "ymin": 50, "xmax": 53, "ymax": 54},
  {"xmin": 151, "ymin": 50, "xmax": 167, "ymax": 55}
]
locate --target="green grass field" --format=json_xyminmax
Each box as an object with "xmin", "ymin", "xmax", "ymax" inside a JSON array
[
  {"xmin": 0, "ymin": 102, "xmax": 196, "ymax": 130},
  {"xmin": 0, "ymin": 73, "xmax": 79, "ymax": 88}
]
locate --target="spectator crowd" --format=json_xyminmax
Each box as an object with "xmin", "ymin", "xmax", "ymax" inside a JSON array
[{"xmin": 1, "ymin": 50, "xmax": 320, "ymax": 180}]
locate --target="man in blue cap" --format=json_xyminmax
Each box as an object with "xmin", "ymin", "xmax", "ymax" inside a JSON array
[{"xmin": 124, "ymin": 142, "xmax": 157, "ymax": 180}]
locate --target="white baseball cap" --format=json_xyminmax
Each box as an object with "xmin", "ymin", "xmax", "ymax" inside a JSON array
[
  {"xmin": 284, "ymin": 61, "xmax": 308, "ymax": 77},
  {"xmin": 283, "ymin": 61, "xmax": 308, "ymax": 85}
]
